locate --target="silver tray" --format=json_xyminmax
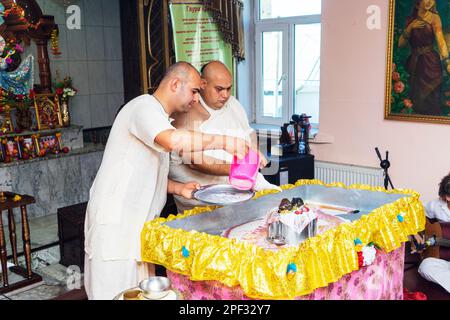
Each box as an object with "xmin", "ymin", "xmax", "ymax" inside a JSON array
[{"xmin": 192, "ymin": 184, "xmax": 255, "ymax": 206}]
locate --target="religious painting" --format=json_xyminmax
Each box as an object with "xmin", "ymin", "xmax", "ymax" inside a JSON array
[
  {"xmin": 0, "ymin": 141, "xmax": 5, "ymax": 162},
  {"xmin": 385, "ymin": 0, "xmax": 450, "ymax": 124},
  {"xmin": 33, "ymin": 94, "xmax": 63, "ymax": 130},
  {"xmin": 0, "ymin": 106, "xmax": 14, "ymax": 134},
  {"xmin": 1, "ymin": 137, "xmax": 21, "ymax": 161},
  {"xmin": 18, "ymin": 135, "xmax": 38, "ymax": 160},
  {"xmin": 35, "ymin": 133, "xmax": 62, "ymax": 157}
]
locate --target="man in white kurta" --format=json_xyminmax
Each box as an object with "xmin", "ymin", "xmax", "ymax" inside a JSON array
[
  {"xmin": 84, "ymin": 93, "xmax": 173, "ymax": 300},
  {"xmin": 84, "ymin": 62, "xmax": 251, "ymax": 299},
  {"xmin": 169, "ymin": 61, "xmax": 280, "ymax": 213}
]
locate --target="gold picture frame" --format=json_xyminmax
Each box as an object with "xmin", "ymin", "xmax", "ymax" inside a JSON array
[
  {"xmin": 0, "ymin": 106, "xmax": 15, "ymax": 134},
  {"xmin": 33, "ymin": 94, "xmax": 63, "ymax": 130},
  {"xmin": 385, "ymin": 0, "xmax": 450, "ymax": 124}
]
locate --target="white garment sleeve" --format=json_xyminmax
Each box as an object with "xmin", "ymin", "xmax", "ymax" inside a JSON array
[
  {"xmin": 230, "ymin": 96, "xmax": 254, "ymax": 140},
  {"xmin": 424, "ymin": 201, "xmax": 436, "ymax": 219},
  {"xmin": 129, "ymin": 104, "xmax": 175, "ymax": 152}
]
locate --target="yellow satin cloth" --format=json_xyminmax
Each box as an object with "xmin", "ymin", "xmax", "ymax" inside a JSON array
[{"xmin": 140, "ymin": 179, "xmax": 425, "ymax": 299}]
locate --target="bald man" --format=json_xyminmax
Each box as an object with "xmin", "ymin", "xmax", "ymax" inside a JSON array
[
  {"xmin": 84, "ymin": 61, "xmax": 250, "ymax": 299},
  {"xmin": 169, "ymin": 61, "xmax": 280, "ymax": 213}
]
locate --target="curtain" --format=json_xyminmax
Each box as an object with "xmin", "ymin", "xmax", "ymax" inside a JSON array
[{"xmin": 200, "ymin": 0, "xmax": 245, "ymax": 61}]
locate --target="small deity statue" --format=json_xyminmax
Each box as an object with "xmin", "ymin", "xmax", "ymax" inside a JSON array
[{"xmin": 278, "ymin": 198, "xmax": 293, "ymax": 213}]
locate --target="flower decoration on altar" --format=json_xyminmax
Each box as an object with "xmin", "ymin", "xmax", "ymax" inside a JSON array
[
  {"xmin": 1, "ymin": 1, "xmax": 42, "ymax": 30},
  {"xmin": 54, "ymin": 75, "xmax": 78, "ymax": 100},
  {"xmin": 356, "ymin": 242, "xmax": 381, "ymax": 268},
  {"xmin": 0, "ymin": 87, "xmax": 34, "ymax": 107},
  {"xmin": 54, "ymin": 74, "xmax": 77, "ymax": 127}
]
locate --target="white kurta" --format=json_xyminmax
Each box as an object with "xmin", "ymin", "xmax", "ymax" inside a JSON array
[
  {"xmin": 84, "ymin": 94, "xmax": 174, "ymax": 299},
  {"xmin": 418, "ymin": 258, "xmax": 450, "ymax": 293},
  {"xmin": 417, "ymin": 198, "xmax": 450, "ymax": 292},
  {"xmin": 425, "ymin": 199, "xmax": 450, "ymax": 222},
  {"xmin": 169, "ymin": 96, "xmax": 280, "ymax": 213}
]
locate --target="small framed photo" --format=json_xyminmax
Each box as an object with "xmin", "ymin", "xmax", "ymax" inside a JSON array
[
  {"xmin": 33, "ymin": 94, "xmax": 63, "ymax": 130},
  {"xmin": 1, "ymin": 137, "xmax": 22, "ymax": 162},
  {"xmin": 0, "ymin": 108, "xmax": 14, "ymax": 134},
  {"xmin": 18, "ymin": 135, "xmax": 38, "ymax": 160},
  {"xmin": 36, "ymin": 133, "xmax": 62, "ymax": 156}
]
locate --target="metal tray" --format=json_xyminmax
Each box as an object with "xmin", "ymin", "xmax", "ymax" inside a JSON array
[{"xmin": 192, "ymin": 184, "xmax": 255, "ymax": 206}]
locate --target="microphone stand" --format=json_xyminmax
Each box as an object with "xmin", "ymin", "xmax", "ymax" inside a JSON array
[{"xmin": 375, "ymin": 147, "xmax": 394, "ymax": 190}]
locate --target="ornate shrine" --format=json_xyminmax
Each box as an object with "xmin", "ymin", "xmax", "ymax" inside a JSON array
[
  {"xmin": 0, "ymin": 0, "xmax": 103, "ymax": 221},
  {"xmin": 0, "ymin": 0, "xmax": 74, "ymax": 163}
]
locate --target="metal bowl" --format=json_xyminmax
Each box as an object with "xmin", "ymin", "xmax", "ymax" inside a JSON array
[
  {"xmin": 139, "ymin": 276, "xmax": 172, "ymax": 300},
  {"xmin": 192, "ymin": 184, "xmax": 255, "ymax": 206},
  {"xmin": 267, "ymin": 218, "xmax": 318, "ymax": 246}
]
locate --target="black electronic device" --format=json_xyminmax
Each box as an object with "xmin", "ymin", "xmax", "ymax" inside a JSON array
[
  {"xmin": 375, "ymin": 147, "xmax": 394, "ymax": 190},
  {"xmin": 279, "ymin": 114, "xmax": 312, "ymax": 156}
]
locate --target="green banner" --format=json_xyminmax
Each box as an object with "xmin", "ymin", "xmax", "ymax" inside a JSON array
[{"xmin": 169, "ymin": 3, "xmax": 233, "ymax": 73}]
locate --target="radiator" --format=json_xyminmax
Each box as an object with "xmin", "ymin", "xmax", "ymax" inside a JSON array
[{"xmin": 314, "ymin": 161, "xmax": 384, "ymax": 187}]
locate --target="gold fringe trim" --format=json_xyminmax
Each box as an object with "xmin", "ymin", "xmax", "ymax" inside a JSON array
[{"xmin": 141, "ymin": 180, "xmax": 425, "ymax": 299}]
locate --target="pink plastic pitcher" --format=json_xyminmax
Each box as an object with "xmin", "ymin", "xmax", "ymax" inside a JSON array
[{"xmin": 229, "ymin": 149, "xmax": 260, "ymax": 190}]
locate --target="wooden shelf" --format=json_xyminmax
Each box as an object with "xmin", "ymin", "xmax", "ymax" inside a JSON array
[{"xmin": 0, "ymin": 125, "xmax": 83, "ymax": 139}]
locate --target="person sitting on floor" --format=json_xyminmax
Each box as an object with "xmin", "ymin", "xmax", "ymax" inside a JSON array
[{"xmin": 417, "ymin": 172, "xmax": 450, "ymax": 293}]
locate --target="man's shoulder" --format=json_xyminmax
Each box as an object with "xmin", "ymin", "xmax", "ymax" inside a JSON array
[
  {"xmin": 172, "ymin": 104, "xmax": 207, "ymax": 129},
  {"xmin": 226, "ymin": 96, "xmax": 249, "ymax": 120},
  {"xmin": 227, "ymin": 95, "xmax": 239, "ymax": 104},
  {"xmin": 137, "ymin": 94, "xmax": 160, "ymax": 106}
]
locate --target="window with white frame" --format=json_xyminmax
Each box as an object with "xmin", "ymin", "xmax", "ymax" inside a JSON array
[{"xmin": 255, "ymin": 0, "xmax": 321, "ymax": 126}]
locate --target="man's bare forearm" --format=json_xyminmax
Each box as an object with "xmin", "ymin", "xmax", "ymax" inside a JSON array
[
  {"xmin": 167, "ymin": 179, "xmax": 184, "ymax": 196},
  {"xmin": 188, "ymin": 163, "xmax": 231, "ymax": 176}
]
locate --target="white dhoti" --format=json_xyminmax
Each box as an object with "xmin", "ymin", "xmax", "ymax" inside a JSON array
[
  {"xmin": 84, "ymin": 254, "xmax": 154, "ymax": 300},
  {"xmin": 418, "ymin": 257, "xmax": 450, "ymax": 293},
  {"xmin": 84, "ymin": 94, "xmax": 174, "ymax": 299}
]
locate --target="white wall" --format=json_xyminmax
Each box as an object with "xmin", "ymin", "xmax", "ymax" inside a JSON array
[{"xmin": 25, "ymin": 0, "xmax": 124, "ymax": 129}]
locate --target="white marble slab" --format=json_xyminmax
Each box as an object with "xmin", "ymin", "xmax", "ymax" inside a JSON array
[
  {"xmin": 5, "ymin": 283, "xmax": 67, "ymax": 300},
  {"xmin": 0, "ymin": 144, "xmax": 104, "ymax": 219}
]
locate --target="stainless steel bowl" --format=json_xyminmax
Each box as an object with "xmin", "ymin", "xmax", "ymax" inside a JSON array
[
  {"xmin": 267, "ymin": 217, "xmax": 318, "ymax": 246},
  {"xmin": 139, "ymin": 276, "xmax": 172, "ymax": 299}
]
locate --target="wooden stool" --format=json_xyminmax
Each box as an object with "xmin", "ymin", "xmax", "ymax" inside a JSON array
[{"xmin": 0, "ymin": 191, "xmax": 42, "ymax": 294}]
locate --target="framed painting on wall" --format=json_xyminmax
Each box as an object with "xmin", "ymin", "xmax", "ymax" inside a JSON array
[{"xmin": 385, "ymin": 0, "xmax": 450, "ymax": 124}]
